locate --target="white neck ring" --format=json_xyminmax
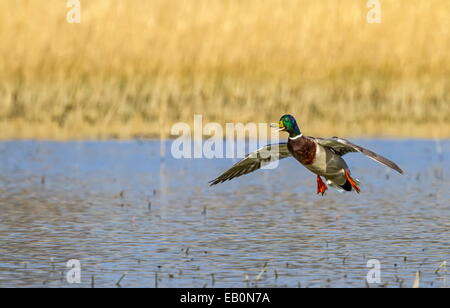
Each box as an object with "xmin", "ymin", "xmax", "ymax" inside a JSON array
[{"xmin": 289, "ymin": 133, "xmax": 303, "ymax": 140}]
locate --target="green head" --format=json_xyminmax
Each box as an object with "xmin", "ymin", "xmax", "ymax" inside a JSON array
[{"xmin": 278, "ymin": 114, "xmax": 302, "ymax": 138}]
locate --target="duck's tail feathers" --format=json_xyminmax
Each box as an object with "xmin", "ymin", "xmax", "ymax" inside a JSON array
[
  {"xmin": 327, "ymin": 177, "xmax": 361, "ymax": 193},
  {"xmin": 340, "ymin": 180, "xmax": 353, "ymax": 192},
  {"xmin": 326, "ymin": 180, "xmax": 345, "ymax": 193}
]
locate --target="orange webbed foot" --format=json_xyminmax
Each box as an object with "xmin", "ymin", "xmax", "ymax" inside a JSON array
[
  {"xmin": 317, "ymin": 176, "xmax": 328, "ymax": 196},
  {"xmin": 344, "ymin": 169, "xmax": 360, "ymax": 193}
]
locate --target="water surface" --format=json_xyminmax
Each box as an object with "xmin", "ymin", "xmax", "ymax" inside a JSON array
[{"xmin": 0, "ymin": 140, "xmax": 449, "ymax": 288}]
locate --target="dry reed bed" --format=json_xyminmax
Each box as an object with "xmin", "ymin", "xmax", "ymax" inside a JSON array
[{"xmin": 0, "ymin": 0, "xmax": 449, "ymax": 139}]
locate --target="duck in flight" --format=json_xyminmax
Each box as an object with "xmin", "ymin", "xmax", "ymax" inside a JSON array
[{"xmin": 209, "ymin": 114, "xmax": 403, "ymax": 194}]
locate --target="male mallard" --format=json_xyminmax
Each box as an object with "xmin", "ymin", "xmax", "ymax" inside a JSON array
[{"xmin": 209, "ymin": 114, "xmax": 403, "ymax": 194}]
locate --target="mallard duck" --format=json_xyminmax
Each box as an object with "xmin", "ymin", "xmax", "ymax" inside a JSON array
[{"xmin": 209, "ymin": 114, "xmax": 403, "ymax": 194}]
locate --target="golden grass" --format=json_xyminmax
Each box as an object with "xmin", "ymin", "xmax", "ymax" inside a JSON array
[{"xmin": 0, "ymin": 0, "xmax": 449, "ymax": 139}]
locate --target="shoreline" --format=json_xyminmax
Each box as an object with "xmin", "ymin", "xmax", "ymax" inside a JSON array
[{"xmin": 1, "ymin": 121, "xmax": 449, "ymax": 141}]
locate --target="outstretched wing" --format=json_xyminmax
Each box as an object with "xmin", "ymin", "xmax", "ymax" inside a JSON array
[
  {"xmin": 209, "ymin": 143, "xmax": 291, "ymax": 186},
  {"xmin": 313, "ymin": 137, "xmax": 404, "ymax": 174}
]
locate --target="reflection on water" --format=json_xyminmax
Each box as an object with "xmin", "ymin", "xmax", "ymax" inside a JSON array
[{"xmin": 0, "ymin": 140, "xmax": 449, "ymax": 288}]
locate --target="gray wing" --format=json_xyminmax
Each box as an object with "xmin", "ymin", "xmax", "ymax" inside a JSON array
[
  {"xmin": 314, "ymin": 137, "xmax": 404, "ymax": 174},
  {"xmin": 209, "ymin": 143, "xmax": 291, "ymax": 186}
]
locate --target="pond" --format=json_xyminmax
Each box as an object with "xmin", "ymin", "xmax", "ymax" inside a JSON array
[{"xmin": 0, "ymin": 139, "xmax": 448, "ymax": 287}]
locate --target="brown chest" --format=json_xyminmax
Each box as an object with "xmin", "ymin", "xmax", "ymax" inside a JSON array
[{"xmin": 287, "ymin": 137, "xmax": 317, "ymax": 165}]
